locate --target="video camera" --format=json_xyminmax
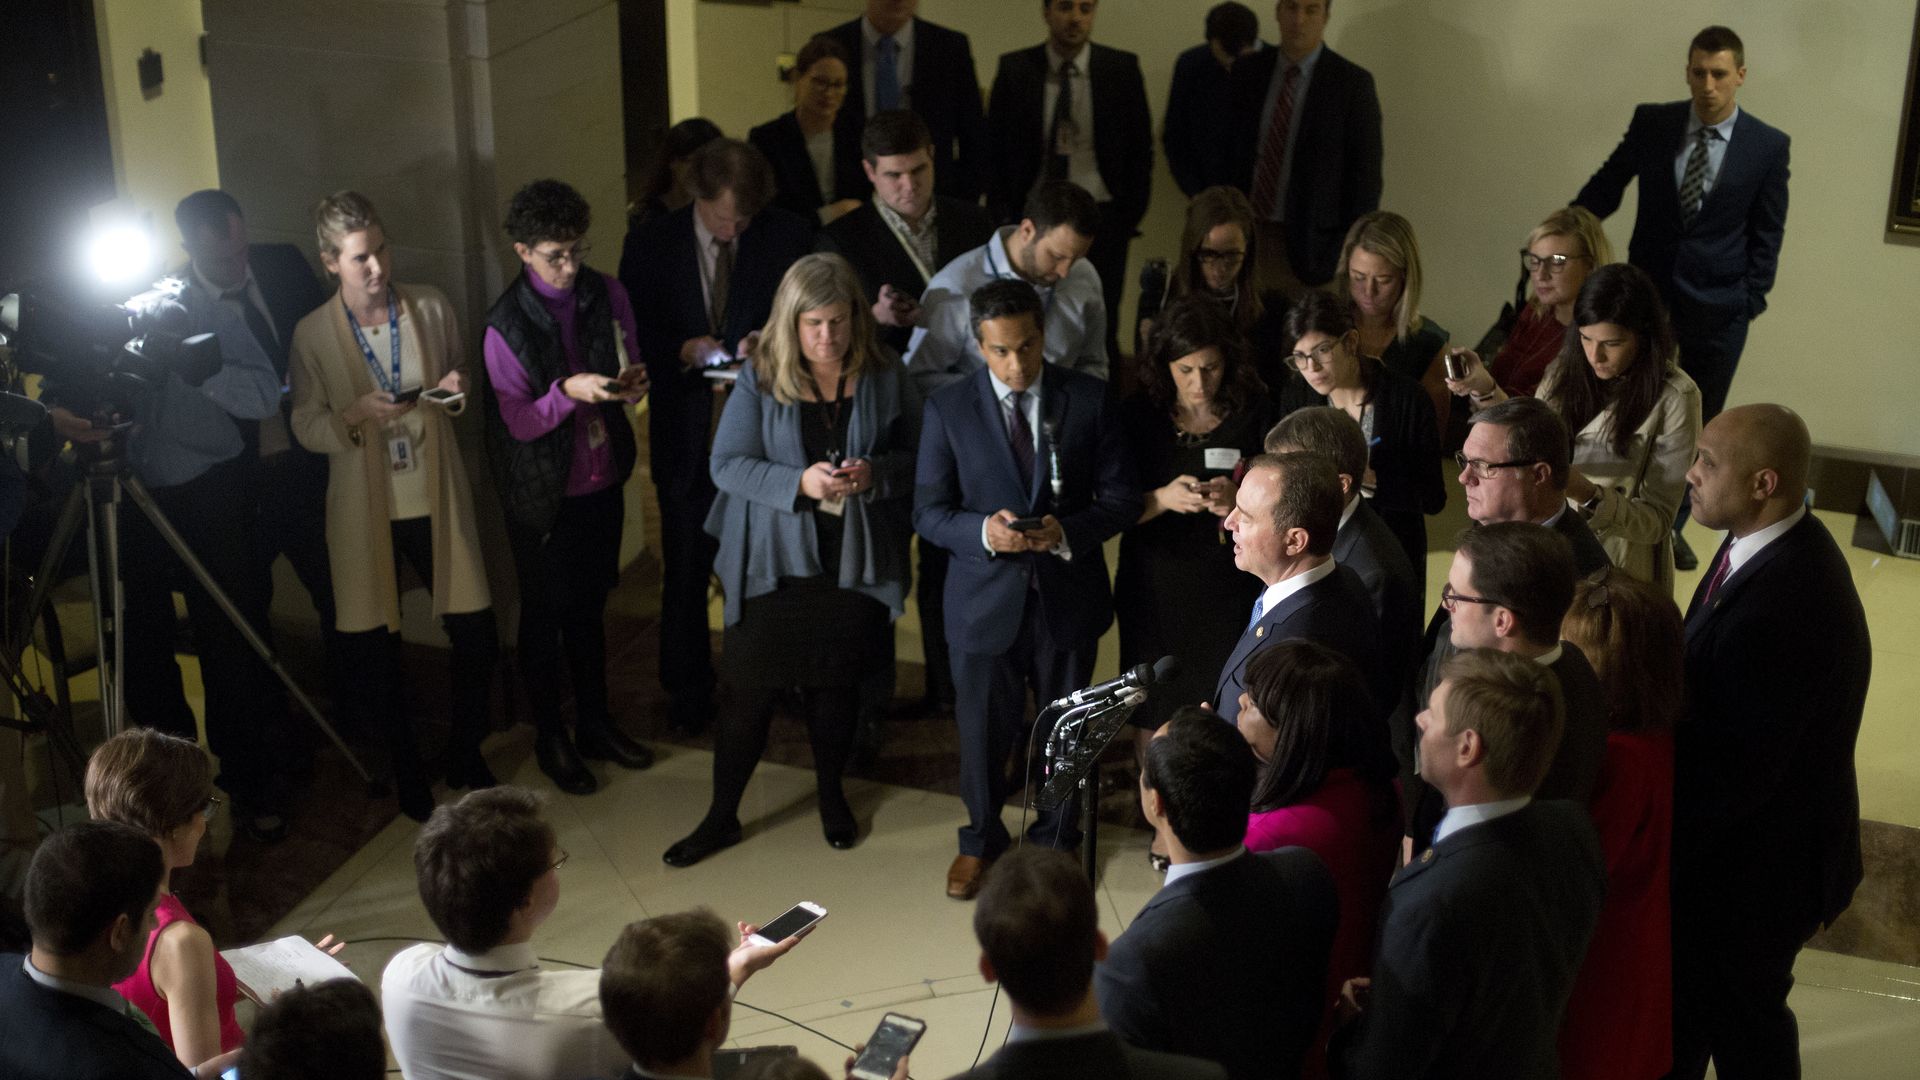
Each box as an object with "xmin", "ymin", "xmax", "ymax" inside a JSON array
[{"xmin": 0, "ymin": 278, "xmax": 223, "ymax": 412}]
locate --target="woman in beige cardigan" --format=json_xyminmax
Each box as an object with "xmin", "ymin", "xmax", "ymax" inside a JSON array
[
  {"xmin": 1447, "ymin": 263, "xmax": 1701, "ymax": 593},
  {"xmin": 289, "ymin": 191, "xmax": 496, "ymax": 820}
]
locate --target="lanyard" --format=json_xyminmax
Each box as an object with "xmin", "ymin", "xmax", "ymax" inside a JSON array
[
  {"xmin": 344, "ymin": 290, "xmax": 401, "ymax": 393},
  {"xmin": 802, "ymin": 367, "xmax": 850, "ymax": 454}
]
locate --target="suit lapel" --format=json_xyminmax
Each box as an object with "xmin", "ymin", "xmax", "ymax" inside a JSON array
[
  {"xmin": 1686, "ymin": 515, "xmax": 1815, "ymax": 638},
  {"xmin": 973, "ymin": 371, "xmax": 1033, "ymax": 501},
  {"xmin": 1697, "ymin": 109, "xmax": 1754, "ymax": 220},
  {"xmin": 1215, "ymin": 575, "xmax": 1322, "ymax": 702}
]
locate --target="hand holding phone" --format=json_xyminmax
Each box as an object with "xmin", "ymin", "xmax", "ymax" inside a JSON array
[
  {"xmin": 421, "ymin": 386, "xmax": 465, "ymax": 408},
  {"xmin": 388, "ymin": 385, "xmax": 424, "ymax": 405},
  {"xmin": 746, "ymin": 901, "xmax": 827, "ymax": 947},
  {"xmin": 849, "ymin": 1013, "xmax": 926, "ymax": 1080}
]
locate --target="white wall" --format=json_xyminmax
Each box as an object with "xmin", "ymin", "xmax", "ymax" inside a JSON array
[
  {"xmin": 683, "ymin": 0, "xmax": 1920, "ymax": 458},
  {"xmin": 92, "ymin": 0, "xmax": 221, "ymax": 237}
]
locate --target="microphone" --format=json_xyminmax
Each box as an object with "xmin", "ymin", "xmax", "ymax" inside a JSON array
[
  {"xmin": 1042, "ymin": 418, "xmax": 1063, "ymax": 500},
  {"xmin": 1050, "ymin": 655, "xmax": 1181, "ymax": 709}
]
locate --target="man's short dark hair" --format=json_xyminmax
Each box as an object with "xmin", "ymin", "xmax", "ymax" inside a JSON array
[
  {"xmin": 504, "ymin": 179, "xmax": 592, "ymax": 247},
  {"xmin": 1455, "ymin": 522, "xmax": 1576, "ymax": 647},
  {"xmin": 688, "ymin": 138, "xmax": 777, "ymax": 217},
  {"xmin": 240, "ymin": 979, "xmax": 385, "ymax": 1080},
  {"xmin": 1205, "ymin": 2, "xmax": 1259, "ymax": 53},
  {"xmin": 1470, "ymin": 395, "xmax": 1572, "ymax": 490},
  {"xmin": 862, "ymin": 109, "xmax": 933, "ymax": 163},
  {"xmin": 1021, "ymin": 180, "xmax": 1100, "ymax": 239},
  {"xmin": 1690, "ymin": 25, "xmax": 1744, "ymax": 67},
  {"xmin": 973, "ymin": 847, "xmax": 1098, "ymax": 1016},
  {"xmin": 1246, "ymin": 451, "xmax": 1343, "ymax": 557},
  {"xmin": 1265, "ymin": 407, "xmax": 1367, "ymax": 487},
  {"xmin": 601, "ymin": 911, "xmax": 733, "ymax": 1069},
  {"xmin": 969, "ymin": 278, "xmax": 1045, "ymax": 344},
  {"xmin": 412, "ymin": 787, "xmax": 556, "ymax": 954},
  {"xmin": 1144, "ymin": 707, "xmax": 1258, "ymax": 853},
  {"xmin": 24, "ymin": 820, "xmax": 162, "ymax": 956},
  {"xmin": 174, "ymin": 189, "xmax": 243, "ymax": 241}
]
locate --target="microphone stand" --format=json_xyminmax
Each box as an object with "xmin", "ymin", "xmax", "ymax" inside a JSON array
[{"xmin": 1039, "ymin": 688, "xmax": 1147, "ymax": 884}]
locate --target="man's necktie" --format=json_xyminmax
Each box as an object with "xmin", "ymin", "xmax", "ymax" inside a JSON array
[
  {"xmin": 1701, "ymin": 543, "xmax": 1734, "ymax": 605},
  {"xmin": 876, "ymin": 35, "xmax": 903, "ymax": 111},
  {"xmin": 1679, "ymin": 127, "xmax": 1713, "ymax": 226},
  {"xmin": 1046, "ymin": 62, "xmax": 1077, "ymax": 181},
  {"xmin": 228, "ymin": 287, "xmax": 279, "ymax": 364},
  {"xmin": 1249, "ymin": 64, "xmax": 1300, "ymax": 219},
  {"xmin": 1007, "ymin": 391, "xmax": 1036, "ymax": 483},
  {"xmin": 1246, "ymin": 593, "xmax": 1266, "ymax": 633},
  {"xmin": 709, "ymin": 239, "xmax": 733, "ymax": 336}
]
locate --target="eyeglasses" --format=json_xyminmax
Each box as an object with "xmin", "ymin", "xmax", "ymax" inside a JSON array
[
  {"xmin": 1440, "ymin": 583, "xmax": 1503, "ymax": 613},
  {"xmin": 1286, "ymin": 338, "xmax": 1343, "ymax": 371},
  {"xmin": 532, "ymin": 241, "xmax": 590, "ymax": 269},
  {"xmin": 1519, "ymin": 250, "xmax": 1586, "ymax": 275},
  {"xmin": 201, "ymin": 794, "xmax": 224, "ymax": 820},
  {"xmin": 549, "ymin": 849, "xmax": 570, "ymax": 872},
  {"xmin": 1453, "ymin": 451, "xmax": 1540, "ymax": 480},
  {"xmin": 1194, "ymin": 247, "xmax": 1246, "ymax": 267}
]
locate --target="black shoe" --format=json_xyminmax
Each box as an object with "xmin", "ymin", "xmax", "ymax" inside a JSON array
[
  {"xmin": 819, "ymin": 789, "xmax": 857, "ymax": 850},
  {"xmin": 445, "ymin": 751, "xmax": 498, "ymax": 790},
  {"xmin": 535, "ymin": 730, "xmax": 598, "ymax": 795},
  {"xmin": 1673, "ymin": 531, "xmax": 1699, "ymax": 571},
  {"xmin": 576, "ymin": 725, "xmax": 655, "ymax": 770},
  {"xmin": 662, "ymin": 820, "xmax": 742, "ymax": 868}
]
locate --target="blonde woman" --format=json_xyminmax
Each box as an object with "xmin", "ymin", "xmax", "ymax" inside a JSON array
[
  {"xmin": 662, "ymin": 254, "xmax": 919, "ymax": 868},
  {"xmin": 288, "ymin": 191, "xmax": 496, "ymax": 821},
  {"xmin": 1334, "ymin": 211, "xmax": 1450, "ymax": 428},
  {"xmin": 1456, "ymin": 206, "xmax": 1614, "ymax": 397}
]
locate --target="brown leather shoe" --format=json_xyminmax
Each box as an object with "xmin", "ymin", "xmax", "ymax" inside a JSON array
[{"xmin": 946, "ymin": 854, "xmax": 991, "ymax": 900}]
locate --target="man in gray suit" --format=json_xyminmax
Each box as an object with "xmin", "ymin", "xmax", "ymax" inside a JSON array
[{"xmin": 952, "ymin": 846, "xmax": 1224, "ymax": 1080}]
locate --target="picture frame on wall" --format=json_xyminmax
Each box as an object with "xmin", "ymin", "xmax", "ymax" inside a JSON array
[{"xmin": 1889, "ymin": 3, "xmax": 1920, "ymax": 236}]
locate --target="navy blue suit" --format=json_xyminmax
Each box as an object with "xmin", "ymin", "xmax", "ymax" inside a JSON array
[
  {"xmin": 1211, "ymin": 562, "xmax": 1386, "ymax": 728},
  {"xmin": 1332, "ymin": 499, "xmax": 1422, "ymax": 701},
  {"xmin": 822, "ymin": 16, "xmax": 988, "ymax": 202},
  {"xmin": 0, "ymin": 958, "xmax": 192, "ymax": 1079},
  {"xmin": 619, "ymin": 205, "xmax": 815, "ymax": 714},
  {"xmin": 1574, "ymin": 101, "xmax": 1790, "ymax": 422},
  {"xmin": 913, "ymin": 364, "xmax": 1139, "ymax": 856}
]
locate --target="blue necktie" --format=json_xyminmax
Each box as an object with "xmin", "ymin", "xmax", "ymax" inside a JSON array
[
  {"xmin": 1246, "ymin": 594, "xmax": 1265, "ymax": 633},
  {"xmin": 875, "ymin": 35, "xmax": 902, "ymax": 112}
]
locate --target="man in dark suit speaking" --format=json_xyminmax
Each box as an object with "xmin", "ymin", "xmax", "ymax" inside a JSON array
[
  {"xmin": 913, "ymin": 278, "xmax": 1139, "ymax": 900},
  {"xmin": 1574, "ymin": 25, "xmax": 1790, "ymax": 565},
  {"xmin": 1672, "ymin": 405, "xmax": 1870, "ymax": 1080},
  {"xmin": 1331, "ymin": 649, "xmax": 1605, "ymax": 1079},
  {"xmin": 1213, "ymin": 452, "xmax": 1384, "ymax": 727},
  {"xmin": 1224, "ymin": 0, "xmax": 1382, "ymax": 293}
]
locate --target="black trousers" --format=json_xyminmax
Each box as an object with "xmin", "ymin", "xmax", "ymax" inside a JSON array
[
  {"xmin": 120, "ymin": 457, "xmax": 282, "ymax": 807},
  {"xmin": 507, "ymin": 484, "xmax": 623, "ymax": 735},
  {"xmin": 1088, "ymin": 204, "xmax": 1135, "ymax": 366},
  {"xmin": 249, "ymin": 445, "xmax": 346, "ymax": 713},
  {"xmin": 914, "ymin": 541, "xmax": 954, "ymax": 705},
  {"xmin": 1671, "ymin": 300, "xmax": 1751, "ymax": 529},
  {"xmin": 1669, "ymin": 883, "xmax": 1818, "ymax": 1080},
  {"xmin": 949, "ymin": 587, "xmax": 1092, "ymax": 858},
  {"xmin": 337, "ymin": 517, "xmax": 497, "ymax": 767},
  {"xmin": 704, "ymin": 683, "xmax": 859, "ymax": 828},
  {"xmin": 648, "ymin": 389, "xmax": 718, "ymax": 711}
]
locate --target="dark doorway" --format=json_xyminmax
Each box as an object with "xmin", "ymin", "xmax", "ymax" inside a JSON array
[{"xmin": 618, "ymin": 0, "xmax": 673, "ymax": 212}]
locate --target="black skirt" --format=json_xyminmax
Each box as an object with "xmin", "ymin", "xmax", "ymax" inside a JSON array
[{"xmin": 721, "ymin": 576, "xmax": 889, "ymax": 690}]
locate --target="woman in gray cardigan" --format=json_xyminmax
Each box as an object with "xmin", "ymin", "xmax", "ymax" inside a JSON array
[{"xmin": 663, "ymin": 254, "xmax": 919, "ymax": 868}]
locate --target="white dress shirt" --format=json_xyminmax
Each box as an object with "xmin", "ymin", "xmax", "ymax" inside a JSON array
[
  {"xmin": 1037, "ymin": 43, "xmax": 1113, "ymax": 204},
  {"xmin": 1432, "ymin": 795, "xmax": 1531, "ymax": 847},
  {"xmin": 1673, "ymin": 106, "xmax": 1739, "ymax": 199},
  {"xmin": 1724, "ymin": 503, "xmax": 1805, "ymax": 579},
  {"xmin": 1163, "ymin": 845, "xmax": 1246, "ymax": 888},
  {"xmin": 381, "ymin": 941, "xmax": 628, "ymax": 1080},
  {"xmin": 861, "ymin": 16, "xmax": 916, "ymax": 117},
  {"xmin": 1254, "ymin": 557, "xmax": 1337, "ymax": 627},
  {"xmin": 1255, "ymin": 44, "xmax": 1323, "ymax": 223},
  {"xmin": 22, "ymin": 954, "xmax": 137, "ymax": 1016}
]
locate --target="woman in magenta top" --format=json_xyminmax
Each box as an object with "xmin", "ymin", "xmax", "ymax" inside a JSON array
[
  {"xmin": 1557, "ymin": 568, "xmax": 1682, "ymax": 1080},
  {"xmin": 1234, "ymin": 640, "xmax": 1400, "ymax": 1080},
  {"xmin": 85, "ymin": 729, "xmax": 244, "ymax": 1066}
]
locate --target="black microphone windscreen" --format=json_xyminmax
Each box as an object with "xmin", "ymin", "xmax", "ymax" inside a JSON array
[{"xmin": 1151, "ymin": 655, "xmax": 1182, "ymax": 683}]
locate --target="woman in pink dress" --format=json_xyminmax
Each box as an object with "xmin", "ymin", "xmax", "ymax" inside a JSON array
[
  {"xmin": 1234, "ymin": 639, "xmax": 1400, "ymax": 1079},
  {"xmin": 1557, "ymin": 568, "xmax": 1683, "ymax": 1080},
  {"xmin": 85, "ymin": 729, "xmax": 245, "ymax": 1067}
]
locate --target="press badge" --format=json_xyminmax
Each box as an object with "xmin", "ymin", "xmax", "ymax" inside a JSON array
[
  {"xmin": 587, "ymin": 416, "xmax": 608, "ymax": 449},
  {"xmin": 388, "ymin": 432, "xmax": 418, "ymax": 474},
  {"xmin": 1204, "ymin": 447, "xmax": 1241, "ymax": 472},
  {"xmin": 818, "ymin": 495, "xmax": 846, "ymax": 517}
]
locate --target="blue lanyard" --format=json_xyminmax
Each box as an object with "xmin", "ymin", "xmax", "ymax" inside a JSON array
[{"xmin": 343, "ymin": 291, "xmax": 401, "ymax": 393}]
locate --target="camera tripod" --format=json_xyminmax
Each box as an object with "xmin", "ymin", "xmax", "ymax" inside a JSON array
[{"xmin": 4, "ymin": 429, "xmax": 372, "ymax": 787}]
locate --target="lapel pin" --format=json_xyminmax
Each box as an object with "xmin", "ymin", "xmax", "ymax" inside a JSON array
[{"xmin": 1254, "ymin": 626, "xmax": 1265, "ymax": 638}]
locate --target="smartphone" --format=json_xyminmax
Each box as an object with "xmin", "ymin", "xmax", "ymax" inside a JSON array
[
  {"xmin": 747, "ymin": 901, "xmax": 827, "ymax": 947},
  {"xmin": 713, "ymin": 1046, "xmax": 797, "ymax": 1080},
  {"xmin": 1006, "ymin": 516, "xmax": 1046, "ymax": 532},
  {"xmin": 702, "ymin": 346, "xmax": 737, "ymax": 369},
  {"xmin": 388, "ymin": 385, "xmax": 424, "ymax": 405},
  {"xmin": 1443, "ymin": 352, "xmax": 1466, "ymax": 381},
  {"xmin": 420, "ymin": 387, "xmax": 465, "ymax": 408},
  {"xmin": 849, "ymin": 1013, "xmax": 927, "ymax": 1080}
]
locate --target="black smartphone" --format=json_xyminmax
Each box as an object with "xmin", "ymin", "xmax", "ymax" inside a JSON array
[
  {"xmin": 850, "ymin": 1013, "xmax": 927, "ymax": 1080},
  {"xmin": 1006, "ymin": 516, "xmax": 1045, "ymax": 532},
  {"xmin": 388, "ymin": 385, "xmax": 423, "ymax": 405}
]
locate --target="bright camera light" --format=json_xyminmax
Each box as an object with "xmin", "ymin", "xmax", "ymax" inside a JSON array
[{"xmin": 86, "ymin": 224, "xmax": 155, "ymax": 287}]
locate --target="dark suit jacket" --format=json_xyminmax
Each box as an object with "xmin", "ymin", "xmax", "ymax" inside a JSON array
[
  {"xmin": 824, "ymin": 16, "xmax": 988, "ymax": 202},
  {"xmin": 618, "ymin": 205, "xmax": 815, "ymax": 488},
  {"xmin": 1212, "ymin": 562, "xmax": 1387, "ymax": 727},
  {"xmin": 1330, "ymin": 801, "xmax": 1606, "ymax": 1080},
  {"xmin": 952, "ymin": 1029, "xmax": 1227, "ymax": 1080},
  {"xmin": 986, "ymin": 43, "xmax": 1153, "ymax": 231},
  {"xmin": 748, "ymin": 111, "xmax": 867, "ymax": 220},
  {"xmin": 1097, "ymin": 849, "xmax": 1339, "ymax": 1080},
  {"xmin": 1680, "ymin": 512, "xmax": 1869, "ymax": 928},
  {"xmin": 1276, "ymin": 366, "xmax": 1446, "ymax": 521},
  {"xmin": 1163, "ymin": 43, "xmax": 1239, "ymax": 199},
  {"xmin": 1224, "ymin": 47, "xmax": 1382, "ymax": 286},
  {"xmin": 247, "ymin": 241, "xmax": 327, "ymax": 379},
  {"xmin": 912, "ymin": 364, "xmax": 1140, "ymax": 656},
  {"xmin": 1551, "ymin": 505, "xmax": 1613, "ymax": 577},
  {"xmin": 817, "ymin": 196, "xmax": 994, "ymax": 353},
  {"xmin": 1573, "ymin": 101, "xmax": 1790, "ymax": 321},
  {"xmin": 0, "ymin": 958, "xmax": 193, "ymax": 1080},
  {"xmin": 1333, "ymin": 498, "xmax": 1422, "ymax": 696}
]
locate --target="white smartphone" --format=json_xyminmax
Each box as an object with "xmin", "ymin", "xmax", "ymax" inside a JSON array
[
  {"xmin": 746, "ymin": 901, "xmax": 827, "ymax": 947},
  {"xmin": 420, "ymin": 386, "xmax": 465, "ymax": 408},
  {"xmin": 849, "ymin": 1012, "xmax": 927, "ymax": 1080}
]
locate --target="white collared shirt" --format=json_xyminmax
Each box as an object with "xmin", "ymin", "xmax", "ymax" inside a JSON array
[
  {"xmin": 1538, "ymin": 504, "xmax": 1567, "ymax": 529},
  {"xmin": 1338, "ymin": 495, "xmax": 1361, "ymax": 530},
  {"xmin": 1007, "ymin": 1018, "xmax": 1109, "ymax": 1044},
  {"xmin": 1163, "ymin": 845, "xmax": 1246, "ymax": 888},
  {"xmin": 1432, "ymin": 795, "xmax": 1531, "ymax": 847},
  {"xmin": 1254, "ymin": 557, "xmax": 1337, "ymax": 627},
  {"xmin": 1674, "ymin": 106, "xmax": 1739, "ymax": 199},
  {"xmin": 1724, "ymin": 503, "xmax": 1805, "ymax": 579},
  {"xmin": 1255, "ymin": 44, "xmax": 1324, "ymax": 222},
  {"xmin": 1533, "ymin": 642, "xmax": 1563, "ymax": 667},
  {"xmin": 381, "ymin": 940, "xmax": 629, "ymax": 1080},
  {"xmin": 861, "ymin": 16, "xmax": 917, "ymax": 117},
  {"xmin": 22, "ymin": 954, "xmax": 135, "ymax": 1017},
  {"xmin": 873, "ymin": 195, "xmax": 939, "ymax": 284},
  {"xmin": 1037, "ymin": 43, "xmax": 1113, "ymax": 204}
]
